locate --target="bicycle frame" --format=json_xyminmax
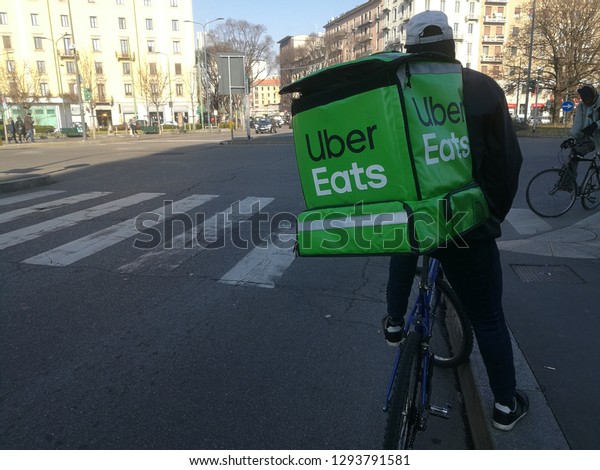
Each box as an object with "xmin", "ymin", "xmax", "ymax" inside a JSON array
[{"xmin": 383, "ymin": 256, "xmax": 439, "ymax": 418}]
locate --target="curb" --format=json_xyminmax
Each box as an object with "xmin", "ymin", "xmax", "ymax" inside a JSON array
[
  {"xmin": 458, "ymin": 331, "xmax": 570, "ymax": 449},
  {"xmin": 0, "ymin": 174, "xmax": 53, "ymax": 193}
]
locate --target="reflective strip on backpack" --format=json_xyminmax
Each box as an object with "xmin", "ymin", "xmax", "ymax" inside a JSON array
[{"xmin": 298, "ymin": 211, "xmax": 408, "ymax": 232}]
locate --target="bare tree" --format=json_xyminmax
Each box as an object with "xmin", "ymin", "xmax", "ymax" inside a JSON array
[
  {"xmin": 504, "ymin": 0, "xmax": 600, "ymax": 121},
  {"xmin": 135, "ymin": 60, "xmax": 169, "ymax": 133},
  {"xmin": 0, "ymin": 59, "xmax": 42, "ymax": 114}
]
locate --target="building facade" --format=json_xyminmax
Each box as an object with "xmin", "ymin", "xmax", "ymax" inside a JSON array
[
  {"xmin": 0, "ymin": 0, "xmax": 195, "ymax": 129},
  {"xmin": 281, "ymin": 0, "xmax": 541, "ymax": 118}
]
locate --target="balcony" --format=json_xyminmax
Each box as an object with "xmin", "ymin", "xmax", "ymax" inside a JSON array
[
  {"xmin": 465, "ymin": 13, "xmax": 479, "ymax": 22},
  {"xmin": 357, "ymin": 18, "xmax": 372, "ymax": 28},
  {"xmin": 58, "ymin": 49, "xmax": 76, "ymax": 59},
  {"xmin": 484, "ymin": 15, "xmax": 506, "ymax": 24},
  {"xmin": 481, "ymin": 55, "xmax": 503, "ymax": 63},
  {"xmin": 115, "ymin": 51, "xmax": 135, "ymax": 61},
  {"xmin": 485, "ymin": 0, "xmax": 508, "ymax": 3},
  {"xmin": 482, "ymin": 34, "xmax": 505, "ymax": 43}
]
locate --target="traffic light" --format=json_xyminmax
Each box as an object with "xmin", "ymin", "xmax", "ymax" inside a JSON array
[
  {"xmin": 528, "ymin": 79, "xmax": 537, "ymax": 94},
  {"xmin": 83, "ymin": 87, "xmax": 91, "ymax": 101}
]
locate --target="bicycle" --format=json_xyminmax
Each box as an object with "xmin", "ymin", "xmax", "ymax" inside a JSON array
[
  {"xmin": 526, "ymin": 140, "xmax": 600, "ymax": 218},
  {"xmin": 382, "ymin": 256, "xmax": 473, "ymax": 450}
]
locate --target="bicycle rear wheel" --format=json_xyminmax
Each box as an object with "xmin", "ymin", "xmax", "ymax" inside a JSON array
[
  {"xmin": 429, "ymin": 274, "xmax": 474, "ymax": 367},
  {"xmin": 409, "ymin": 268, "xmax": 473, "ymax": 367},
  {"xmin": 383, "ymin": 331, "xmax": 423, "ymax": 450},
  {"xmin": 526, "ymin": 168, "xmax": 576, "ymax": 217},
  {"xmin": 581, "ymin": 168, "xmax": 600, "ymax": 210}
]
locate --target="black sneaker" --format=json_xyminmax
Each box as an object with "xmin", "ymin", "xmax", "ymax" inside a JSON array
[
  {"xmin": 492, "ymin": 390, "xmax": 529, "ymax": 431},
  {"xmin": 382, "ymin": 315, "xmax": 404, "ymax": 347}
]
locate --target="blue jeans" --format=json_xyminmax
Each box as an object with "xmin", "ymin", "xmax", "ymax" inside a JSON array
[{"xmin": 387, "ymin": 239, "xmax": 516, "ymax": 406}]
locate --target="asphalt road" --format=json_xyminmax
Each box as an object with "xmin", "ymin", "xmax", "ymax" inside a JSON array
[{"xmin": 0, "ymin": 131, "xmax": 598, "ymax": 449}]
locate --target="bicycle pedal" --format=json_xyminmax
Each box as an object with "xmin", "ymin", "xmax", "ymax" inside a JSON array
[{"xmin": 429, "ymin": 403, "xmax": 451, "ymax": 419}]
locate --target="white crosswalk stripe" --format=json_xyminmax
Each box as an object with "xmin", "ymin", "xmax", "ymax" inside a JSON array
[
  {"xmin": 219, "ymin": 232, "xmax": 296, "ymax": 288},
  {"xmin": 23, "ymin": 194, "xmax": 216, "ymax": 267},
  {"xmin": 117, "ymin": 196, "xmax": 274, "ymax": 273},
  {"xmin": 0, "ymin": 190, "xmax": 65, "ymax": 206},
  {"xmin": 0, "ymin": 192, "xmax": 163, "ymax": 251},
  {"xmin": 0, "ymin": 191, "xmax": 110, "ymax": 224}
]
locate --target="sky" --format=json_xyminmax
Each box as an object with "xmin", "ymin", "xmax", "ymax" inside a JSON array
[{"xmin": 191, "ymin": 0, "xmax": 364, "ymax": 45}]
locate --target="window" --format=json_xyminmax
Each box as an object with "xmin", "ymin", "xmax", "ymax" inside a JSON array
[
  {"xmin": 0, "ymin": 12, "xmax": 7, "ymax": 25},
  {"xmin": 31, "ymin": 13, "xmax": 39, "ymax": 26},
  {"xmin": 92, "ymin": 38, "xmax": 101, "ymax": 51},
  {"xmin": 37, "ymin": 60, "xmax": 46, "ymax": 73},
  {"xmin": 144, "ymin": 0, "xmax": 151, "ymax": 5},
  {"xmin": 40, "ymin": 83, "xmax": 49, "ymax": 96},
  {"xmin": 468, "ymin": 23, "xmax": 473, "ymax": 34},
  {"xmin": 173, "ymin": 41, "xmax": 180, "ymax": 53},
  {"xmin": 469, "ymin": 2, "xmax": 476, "ymax": 13},
  {"xmin": 440, "ymin": 0, "xmax": 445, "ymax": 11},
  {"xmin": 170, "ymin": 0, "xmax": 178, "ymax": 6},
  {"xmin": 176, "ymin": 83, "xmax": 183, "ymax": 96},
  {"xmin": 120, "ymin": 39, "xmax": 129, "ymax": 54},
  {"xmin": 2, "ymin": 35, "xmax": 11, "ymax": 49},
  {"xmin": 122, "ymin": 62, "xmax": 131, "ymax": 75},
  {"xmin": 90, "ymin": 16, "xmax": 98, "ymax": 28},
  {"xmin": 146, "ymin": 18, "xmax": 153, "ymax": 30},
  {"xmin": 124, "ymin": 83, "xmax": 133, "ymax": 96},
  {"xmin": 34, "ymin": 37, "xmax": 44, "ymax": 49},
  {"xmin": 118, "ymin": 17, "xmax": 126, "ymax": 29},
  {"xmin": 61, "ymin": 15, "xmax": 69, "ymax": 27},
  {"xmin": 95, "ymin": 62, "xmax": 103, "ymax": 74},
  {"xmin": 425, "ymin": 0, "xmax": 430, "ymax": 9},
  {"xmin": 116, "ymin": 0, "xmax": 124, "ymax": 4},
  {"xmin": 172, "ymin": 20, "xmax": 179, "ymax": 31},
  {"xmin": 68, "ymin": 83, "xmax": 77, "ymax": 94},
  {"xmin": 7, "ymin": 60, "xmax": 15, "ymax": 72},
  {"xmin": 66, "ymin": 61, "xmax": 76, "ymax": 74},
  {"xmin": 174, "ymin": 63, "xmax": 181, "ymax": 75},
  {"xmin": 147, "ymin": 40, "xmax": 155, "ymax": 52},
  {"xmin": 149, "ymin": 62, "xmax": 157, "ymax": 74},
  {"xmin": 97, "ymin": 84, "xmax": 106, "ymax": 101},
  {"xmin": 454, "ymin": 23, "xmax": 459, "ymax": 34},
  {"xmin": 455, "ymin": 1, "xmax": 460, "ymax": 13},
  {"xmin": 62, "ymin": 36, "xmax": 72, "ymax": 52}
]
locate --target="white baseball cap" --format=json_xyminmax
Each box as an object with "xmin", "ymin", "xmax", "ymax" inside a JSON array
[{"xmin": 405, "ymin": 10, "xmax": 454, "ymax": 45}]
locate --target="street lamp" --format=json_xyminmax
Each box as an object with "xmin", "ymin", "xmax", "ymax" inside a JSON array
[
  {"xmin": 184, "ymin": 18, "xmax": 224, "ymax": 130},
  {"xmin": 155, "ymin": 51, "xmax": 173, "ymax": 125},
  {"xmin": 523, "ymin": 0, "xmax": 537, "ymax": 125}
]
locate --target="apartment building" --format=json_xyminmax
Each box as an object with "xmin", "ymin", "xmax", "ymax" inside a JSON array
[
  {"xmin": 281, "ymin": 0, "xmax": 526, "ymax": 102},
  {"xmin": 0, "ymin": 0, "xmax": 195, "ymax": 129},
  {"xmin": 251, "ymin": 76, "xmax": 280, "ymax": 117}
]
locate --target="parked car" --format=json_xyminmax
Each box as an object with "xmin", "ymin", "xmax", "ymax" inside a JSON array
[{"xmin": 255, "ymin": 119, "xmax": 273, "ymax": 134}]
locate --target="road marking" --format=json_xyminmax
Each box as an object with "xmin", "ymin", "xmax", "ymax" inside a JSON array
[
  {"xmin": 505, "ymin": 208, "xmax": 552, "ymax": 235},
  {"xmin": 0, "ymin": 192, "xmax": 110, "ymax": 224},
  {"xmin": 219, "ymin": 233, "xmax": 296, "ymax": 288},
  {"xmin": 23, "ymin": 194, "xmax": 216, "ymax": 267},
  {"xmin": 0, "ymin": 193, "xmax": 163, "ymax": 251},
  {"xmin": 0, "ymin": 190, "xmax": 66, "ymax": 207},
  {"xmin": 118, "ymin": 196, "xmax": 274, "ymax": 273}
]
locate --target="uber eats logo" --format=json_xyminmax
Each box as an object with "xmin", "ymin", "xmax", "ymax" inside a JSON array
[{"xmin": 303, "ymin": 124, "xmax": 387, "ymax": 197}]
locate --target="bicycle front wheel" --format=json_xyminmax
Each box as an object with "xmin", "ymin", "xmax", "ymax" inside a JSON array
[
  {"xmin": 526, "ymin": 168, "xmax": 576, "ymax": 217},
  {"xmin": 383, "ymin": 331, "xmax": 423, "ymax": 450},
  {"xmin": 581, "ymin": 168, "xmax": 600, "ymax": 210}
]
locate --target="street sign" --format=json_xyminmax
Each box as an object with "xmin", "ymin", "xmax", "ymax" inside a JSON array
[{"xmin": 561, "ymin": 101, "xmax": 574, "ymax": 112}]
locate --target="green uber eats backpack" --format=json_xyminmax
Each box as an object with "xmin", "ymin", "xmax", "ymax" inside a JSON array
[{"xmin": 280, "ymin": 51, "xmax": 490, "ymax": 256}]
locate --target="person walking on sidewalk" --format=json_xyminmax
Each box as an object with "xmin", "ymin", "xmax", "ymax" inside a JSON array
[
  {"xmin": 15, "ymin": 117, "xmax": 25, "ymax": 143},
  {"xmin": 24, "ymin": 113, "xmax": 35, "ymax": 143},
  {"xmin": 6, "ymin": 117, "xmax": 18, "ymax": 144},
  {"xmin": 382, "ymin": 11, "xmax": 528, "ymax": 432}
]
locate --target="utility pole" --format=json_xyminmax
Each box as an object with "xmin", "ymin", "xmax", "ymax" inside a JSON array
[{"xmin": 67, "ymin": 0, "xmax": 87, "ymax": 141}]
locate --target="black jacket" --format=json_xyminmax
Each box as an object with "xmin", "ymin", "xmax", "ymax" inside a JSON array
[{"xmin": 462, "ymin": 68, "xmax": 523, "ymax": 239}]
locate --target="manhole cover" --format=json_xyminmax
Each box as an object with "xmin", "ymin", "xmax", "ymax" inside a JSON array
[{"xmin": 510, "ymin": 264, "xmax": 585, "ymax": 284}]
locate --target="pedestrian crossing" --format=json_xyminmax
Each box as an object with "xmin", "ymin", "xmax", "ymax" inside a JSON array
[
  {"xmin": 0, "ymin": 189, "xmax": 295, "ymax": 288},
  {"xmin": 1, "ymin": 190, "xmax": 596, "ymax": 286}
]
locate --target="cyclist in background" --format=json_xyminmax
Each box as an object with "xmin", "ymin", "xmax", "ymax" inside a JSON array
[
  {"xmin": 561, "ymin": 85, "xmax": 600, "ymax": 177},
  {"xmin": 383, "ymin": 11, "xmax": 527, "ymax": 431}
]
